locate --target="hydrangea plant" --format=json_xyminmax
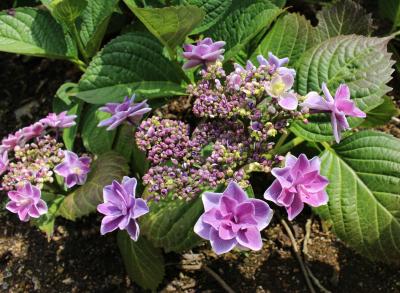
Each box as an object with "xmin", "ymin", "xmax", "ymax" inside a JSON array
[{"xmin": 0, "ymin": 0, "xmax": 399, "ymax": 291}]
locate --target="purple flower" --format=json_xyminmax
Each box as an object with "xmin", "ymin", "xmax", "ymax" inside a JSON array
[
  {"xmin": 6, "ymin": 182, "xmax": 48, "ymax": 222},
  {"xmin": 302, "ymin": 83, "xmax": 366, "ymax": 143},
  {"xmin": 21, "ymin": 122, "xmax": 45, "ymax": 142},
  {"xmin": 0, "ymin": 151, "xmax": 9, "ymax": 175},
  {"xmin": 264, "ymin": 154, "xmax": 329, "ymax": 220},
  {"xmin": 182, "ymin": 38, "xmax": 226, "ymax": 69},
  {"xmin": 40, "ymin": 111, "xmax": 77, "ymax": 129},
  {"xmin": 97, "ymin": 176, "xmax": 149, "ymax": 241},
  {"xmin": 98, "ymin": 95, "xmax": 151, "ymax": 131},
  {"xmin": 194, "ymin": 181, "xmax": 273, "ymax": 255},
  {"xmin": 1, "ymin": 130, "xmax": 23, "ymax": 151},
  {"xmin": 54, "ymin": 151, "xmax": 91, "ymax": 188},
  {"xmin": 278, "ymin": 92, "xmax": 298, "ymax": 111}
]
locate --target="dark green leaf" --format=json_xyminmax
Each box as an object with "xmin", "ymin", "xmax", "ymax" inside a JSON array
[
  {"xmin": 0, "ymin": 8, "xmax": 78, "ymax": 60},
  {"xmin": 315, "ymin": 131, "xmax": 400, "ymax": 264},
  {"xmin": 291, "ymin": 35, "xmax": 394, "ymax": 142},
  {"xmin": 361, "ymin": 96, "xmax": 399, "ymax": 127},
  {"xmin": 33, "ymin": 193, "xmax": 64, "ymax": 238},
  {"xmin": 117, "ymin": 231, "xmax": 165, "ymax": 291},
  {"xmin": 77, "ymin": 32, "xmax": 186, "ymax": 103},
  {"xmin": 206, "ymin": 0, "xmax": 281, "ymax": 61},
  {"xmin": 58, "ymin": 151, "xmax": 129, "ymax": 220},
  {"xmin": 251, "ymin": 13, "xmax": 318, "ymax": 66},
  {"xmin": 316, "ymin": 0, "xmax": 374, "ymax": 40},
  {"xmin": 51, "ymin": 0, "xmax": 87, "ymax": 23},
  {"xmin": 379, "ymin": 0, "xmax": 400, "ymax": 28},
  {"xmin": 127, "ymin": 5, "xmax": 205, "ymax": 53},
  {"xmin": 114, "ymin": 124, "xmax": 135, "ymax": 161}
]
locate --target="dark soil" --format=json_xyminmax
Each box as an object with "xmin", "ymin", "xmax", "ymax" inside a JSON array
[{"xmin": 0, "ymin": 52, "xmax": 399, "ymax": 293}]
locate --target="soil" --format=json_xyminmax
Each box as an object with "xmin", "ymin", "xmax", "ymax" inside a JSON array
[{"xmin": 1, "ymin": 0, "xmax": 400, "ymax": 291}]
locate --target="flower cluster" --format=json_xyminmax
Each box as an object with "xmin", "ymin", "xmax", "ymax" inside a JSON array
[{"xmin": 0, "ymin": 112, "xmax": 91, "ymax": 222}]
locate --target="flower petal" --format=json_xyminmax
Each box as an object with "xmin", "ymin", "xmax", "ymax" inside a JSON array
[
  {"xmin": 210, "ymin": 229, "xmax": 237, "ymax": 255},
  {"xmin": 237, "ymin": 226, "xmax": 263, "ymax": 251}
]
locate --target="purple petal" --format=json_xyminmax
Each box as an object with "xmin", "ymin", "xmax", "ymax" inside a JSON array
[
  {"xmin": 286, "ymin": 195, "xmax": 304, "ymax": 221},
  {"xmin": 182, "ymin": 59, "xmax": 202, "ymax": 69},
  {"xmin": 264, "ymin": 180, "xmax": 282, "ymax": 203},
  {"xmin": 331, "ymin": 113, "xmax": 341, "ymax": 143},
  {"xmin": 278, "ymin": 93, "xmax": 298, "ymax": 110},
  {"xmin": 97, "ymin": 202, "xmax": 121, "ymax": 216},
  {"xmin": 126, "ymin": 219, "xmax": 140, "ymax": 241},
  {"xmin": 301, "ymin": 190, "xmax": 329, "ymax": 207},
  {"xmin": 223, "ymin": 181, "xmax": 247, "ymax": 203},
  {"xmin": 202, "ymin": 208, "xmax": 223, "ymax": 230},
  {"xmin": 249, "ymin": 199, "xmax": 273, "ymax": 230},
  {"xmin": 121, "ymin": 176, "xmax": 137, "ymax": 197},
  {"xmin": 218, "ymin": 223, "xmax": 236, "ymax": 240},
  {"xmin": 202, "ymin": 192, "xmax": 221, "ymax": 212},
  {"xmin": 322, "ymin": 83, "xmax": 334, "ymax": 103},
  {"xmin": 132, "ymin": 198, "xmax": 149, "ymax": 219},
  {"xmin": 237, "ymin": 226, "xmax": 263, "ymax": 251},
  {"xmin": 6, "ymin": 201, "xmax": 19, "ymax": 213},
  {"xmin": 219, "ymin": 195, "xmax": 238, "ymax": 215},
  {"xmin": 100, "ymin": 215, "xmax": 123, "ymax": 235},
  {"xmin": 302, "ymin": 91, "xmax": 330, "ymax": 111},
  {"xmin": 194, "ymin": 216, "xmax": 212, "ymax": 240},
  {"xmin": 210, "ymin": 229, "xmax": 237, "ymax": 255},
  {"xmin": 334, "ymin": 84, "xmax": 350, "ymax": 101}
]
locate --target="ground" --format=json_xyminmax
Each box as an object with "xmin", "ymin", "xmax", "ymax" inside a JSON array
[{"xmin": 0, "ymin": 52, "xmax": 399, "ymax": 293}]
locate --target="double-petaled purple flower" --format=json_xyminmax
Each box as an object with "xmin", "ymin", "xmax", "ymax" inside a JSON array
[
  {"xmin": 257, "ymin": 53, "xmax": 296, "ymax": 76},
  {"xmin": 194, "ymin": 181, "xmax": 273, "ymax": 255},
  {"xmin": 6, "ymin": 182, "xmax": 48, "ymax": 222},
  {"xmin": 54, "ymin": 151, "xmax": 91, "ymax": 188},
  {"xmin": 182, "ymin": 38, "xmax": 226, "ymax": 69},
  {"xmin": 264, "ymin": 154, "xmax": 329, "ymax": 220},
  {"xmin": 302, "ymin": 83, "xmax": 366, "ymax": 143},
  {"xmin": 97, "ymin": 176, "xmax": 149, "ymax": 241},
  {"xmin": 40, "ymin": 111, "xmax": 77, "ymax": 129},
  {"xmin": 1, "ymin": 131, "xmax": 23, "ymax": 151},
  {"xmin": 21, "ymin": 122, "xmax": 45, "ymax": 142},
  {"xmin": 98, "ymin": 95, "xmax": 151, "ymax": 131},
  {"xmin": 0, "ymin": 151, "xmax": 9, "ymax": 175}
]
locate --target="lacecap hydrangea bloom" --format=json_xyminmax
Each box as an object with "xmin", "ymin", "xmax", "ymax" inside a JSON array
[
  {"xmin": 194, "ymin": 181, "xmax": 273, "ymax": 254},
  {"xmin": 97, "ymin": 176, "xmax": 149, "ymax": 241},
  {"xmin": 264, "ymin": 154, "xmax": 329, "ymax": 220},
  {"xmin": 302, "ymin": 83, "xmax": 366, "ymax": 143},
  {"xmin": 6, "ymin": 181, "xmax": 48, "ymax": 221},
  {"xmin": 98, "ymin": 95, "xmax": 151, "ymax": 130},
  {"xmin": 54, "ymin": 150, "xmax": 91, "ymax": 188},
  {"xmin": 40, "ymin": 111, "xmax": 77, "ymax": 129}
]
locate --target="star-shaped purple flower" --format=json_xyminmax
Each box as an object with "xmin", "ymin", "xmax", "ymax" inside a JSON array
[
  {"xmin": 1, "ymin": 131, "xmax": 23, "ymax": 151},
  {"xmin": 182, "ymin": 38, "xmax": 226, "ymax": 69},
  {"xmin": 21, "ymin": 122, "xmax": 45, "ymax": 142},
  {"xmin": 98, "ymin": 95, "xmax": 151, "ymax": 131},
  {"xmin": 194, "ymin": 181, "xmax": 273, "ymax": 255},
  {"xmin": 54, "ymin": 151, "xmax": 91, "ymax": 188},
  {"xmin": 302, "ymin": 83, "xmax": 366, "ymax": 143},
  {"xmin": 97, "ymin": 176, "xmax": 149, "ymax": 241},
  {"xmin": 6, "ymin": 182, "xmax": 48, "ymax": 222},
  {"xmin": 0, "ymin": 151, "xmax": 9, "ymax": 176},
  {"xmin": 264, "ymin": 154, "xmax": 329, "ymax": 221},
  {"xmin": 40, "ymin": 111, "xmax": 77, "ymax": 129}
]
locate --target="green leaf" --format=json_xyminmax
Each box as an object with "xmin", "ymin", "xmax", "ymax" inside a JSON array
[
  {"xmin": 77, "ymin": 0, "xmax": 120, "ymax": 57},
  {"xmin": 316, "ymin": 0, "xmax": 374, "ymax": 41},
  {"xmin": 127, "ymin": 5, "xmax": 205, "ymax": 54},
  {"xmin": 206, "ymin": 0, "xmax": 281, "ymax": 61},
  {"xmin": 114, "ymin": 124, "xmax": 135, "ymax": 161},
  {"xmin": 58, "ymin": 151, "xmax": 129, "ymax": 220},
  {"xmin": 141, "ymin": 195, "xmax": 203, "ymax": 252},
  {"xmin": 77, "ymin": 32, "xmax": 186, "ymax": 103},
  {"xmin": 379, "ymin": 0, "xmax": 400, "ymax": 28},
  {"xmin": 81, "ymin": 105, "xmax": 116, "ymax": 155},
  {"xmin": 0, "ymin": 7, "xmax": 77, "ymax": 60},
  {"xmin": 291, "ymin": 35, "xmax": 394, "ymax": 142},
  {"xmin": 51, "ymin": 0, "xmax": 87, "ymax": 23},
  {"xmin": 361, "ymin": 96, "xmax": 399, "ymax": 127},
  {"xmin": 117, "ymin": 231, "xmax": 165, "ymax": 291},
  {"xmin": 181, "ymin": 0, "xmax": 232, "ymax": 33},
  {"xmin": 251, "ymin": 13, "xmax": 318, "ymax": 66},
  {"xmin": 315, "ymin": 131, "xmax": 400, "ymax": 264}
]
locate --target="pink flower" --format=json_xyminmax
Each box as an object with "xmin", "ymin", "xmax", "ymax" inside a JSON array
[
  {"xmin": 21, "ymin": 122, "xmax": 45, "ymax": 142},
  {"xmin": 6, "ymin": 182, "xmax": 48, "ymax": 222},
  {"xmin": 0, "ymin": 151, "xmax": 9, "ymax": 175},
  {"xmin": 302, "ymin": 83, "xmax": 366, "ymax": 143},
  {"xmin": 54, "ymin": 151, "xmax": 91, "ymax": 188},
  {"xmin": 1, "ymin": 131, "xmax": 23, "ymax": 151},
  {"xmin": 264, "ymin": 154, "xmax": 329, "ymax": 220},
  {"xmin": 194, "ymin": 181, "xmax": 273, "ymax": 255},
  {"xmin": 182, "ymin": 38, "xmax": 226, "ymax": 69},
  {"xmin": 97, "ymin": 176, "xmax": 149, "ymax": 241},
  {"xmin": 40, "ymin": 111, "xmax": 77, "ymax": 129}
]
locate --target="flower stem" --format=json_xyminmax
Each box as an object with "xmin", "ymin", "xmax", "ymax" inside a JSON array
[
  {"xmin": 71, "ymin": 23, "xmax": 89, "ymax": 64},
  {"xmin": 274, "ymin": 130, "xmax": 290, "ymax": 152},
  {"xmin": 272, "ymin": 136, "xmax": 304, "ymax": 155}
]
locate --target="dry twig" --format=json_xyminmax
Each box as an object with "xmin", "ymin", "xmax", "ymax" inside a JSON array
[{"xmin": 203, "ymin": 265, "xmax": 235, "ymax": 293}]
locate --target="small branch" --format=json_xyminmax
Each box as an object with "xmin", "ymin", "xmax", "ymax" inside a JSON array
[
  {"xmin": 280, "ymin": 218, "xmax": 316, "ymax": 293},
  {"xmin": 303, "ymin": 217, "xmax": 313, "ymax": 257},
  {"xmin": 305, "ymin": 265, "xmax": 332, "ymax": 293},
  {"xmin": 273, "ymin": 131, "xmax": 290, "ymax": 152},
  {"xmin": 203, "ymin": 265, "xmax": 235, "ymax": 293}
]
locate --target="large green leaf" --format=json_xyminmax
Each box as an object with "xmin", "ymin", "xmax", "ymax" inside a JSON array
[
  {"xmin": 379, "ymin": 0, "xmax": 400, "ymax": 28},
  {"xmin": 58, "ymin": 151, "xmax": 129, "ymax": 220},
  {"xmin": 51, "ymin": 0, "xmax": 87, "ymax": 23},
  {"xmin": 361, "ymin": 96, "xmax": 399, "ymax": 127},
  {"xmin": 77, "ymin": 32, "xmax": 186, "ymax": 103},
  {"xmin": 0, "ymin": 7, "xmax": 77, "ymax": 59},
  {"xmin": 251, "ymin": 13, "xmax": 317, "ymax": 66},
  {"xmin": 205, "ymin": 0, "xmax": 281, "ymax": 61},
  {"xmin": 181, "ymin": 0, "xmax": 232, "ymax": 33},
  {"xmin": 77, "ymin": 0, "xmax": 120, "ymax": 57},
  {"xmin": 126, "ymin": 5, "xmax": 204, "ymax": 54},
  {"xmin": 117, "ymin": 231, "xmax": 165, "ymax": 291},
  {"xmin": 141, "ymin": 195, "xmax": 203, "ymax": 252},
  {"xmin": 81, "ymin": 105, "xmax": 116, "ymax": 155},
  {"xmin": 291, "ymin": 35, "xmax": 394, "ymax": 142},
  {"xmin": 315, "ymin": 131, "xmax": 400, "ymax": 264},
  {"xmin": 316, "ymin": 0, "xmax": 374, "ymax": 41}
]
